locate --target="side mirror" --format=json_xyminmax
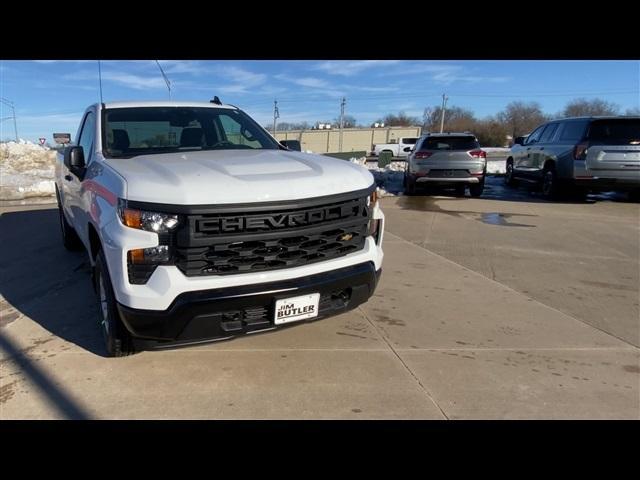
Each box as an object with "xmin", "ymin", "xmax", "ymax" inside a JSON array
[
  {"xmin": 64, "ymin": 146, "xmax": 86, "ymax": 177},
  {"xmin": 280, "ymin": 140, "xmax": 301, "ymax": 151},
  {"xmin": 403, "ymin": 146, "xmax": 412, "ymax": 152},
  {"xmin": 513, "ymin": 136, "xmax": 525, "ymax": 146}
]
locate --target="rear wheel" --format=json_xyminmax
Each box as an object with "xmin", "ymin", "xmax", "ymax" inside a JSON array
[
  {"xmin": 504, "ymin": 160, "xmax": 517, "ymax": 187},
  {"xmin": 628, "ymin": 189, "xmax": 640, "ymax": 202},
  {"xmin": 454, "ymin": 185, "xmax": 466, "ymax": 197},
  {"xmin": 541, "ymin": 167, "xmax": 560, "ymax": 200},
  {"xmin": 95, "ymin": 250, "xmax": 136, "ymax": 357},
  {"xmin": 404, "ymin": 174, "xmax": 417, "ymax": 195},
  {"xmin": 469, "ymin": 180, "xmax": 484, "ymax": 198},
  {"xmin": 56, "ymin": 187, "xmax": 82, "ymax": 251}
]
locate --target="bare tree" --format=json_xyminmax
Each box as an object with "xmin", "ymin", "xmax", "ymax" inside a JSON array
[
  {"xmin": 380, "ymin": 111, "xmax": 421, "ymax": 127},
  {"xmin": 497, "ymin": 101, "xmax": 548, "ymax": 138},
  {"xmin": 333, "ymin": 115, "xmax": 357, "ymax": 128},
  {"xmin": 474, "ymin": 116, "xmax": 509, "ymax": 147},
  {"xmin": 625, "ymin": 107, "xmax": 640, "ymax": 116},
  {"xmin": 562, "ymin": 98, "xmax": 619, "ymax": 117},
  {"xmin": 423, "ymin": 105, "xmax": 476, "ymax": 133}
]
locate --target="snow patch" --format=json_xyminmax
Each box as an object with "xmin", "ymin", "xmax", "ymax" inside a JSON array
[
  {"xmin": 0, "ymin": 141, "xmax": 57, "ymax": 200},
  {"xmin": 350, "ymin": 156, "xmax": 405, "ymax": 197}
]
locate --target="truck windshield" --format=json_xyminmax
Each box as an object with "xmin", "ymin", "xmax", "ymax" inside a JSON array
[
  {"xmin": 586, "ymin": 119, "xmax": 640, "ymax": 145},
  {"xmin": 103, "ymin": 107, "xmax": 280, "ymax": 158},
  {"xmin": 421, "ymin": 136, "xmax": 479, "ymax": 151}
]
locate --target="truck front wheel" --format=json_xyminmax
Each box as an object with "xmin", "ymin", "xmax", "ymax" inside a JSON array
[{"xmin": 95, "ymin": 250, "xmax": 136, "ymax": 357}]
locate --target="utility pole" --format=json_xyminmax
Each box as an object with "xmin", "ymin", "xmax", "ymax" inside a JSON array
[
  {"xmin": 273, "ymin": 100, "xmax": 279, "ymax": 136},
  {"xmin": 0, "ymin": 97, "xmax": 18, "ymax": 141},
  {"xmin": 339, "ymin": 96, "xmax": 346, "ymax": 152},
  {"xmin": 439, "ymin": 93, "xmax": 448, "ymax": 133}
]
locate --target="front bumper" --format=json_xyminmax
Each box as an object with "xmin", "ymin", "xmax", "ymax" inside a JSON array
[
  {"xmin": 572, "ymin": 177, "xmax": 640, "ymax": 191},
  {"xmin": 117, "ymin": 262, "xmax": 381, "ymax": 350}
]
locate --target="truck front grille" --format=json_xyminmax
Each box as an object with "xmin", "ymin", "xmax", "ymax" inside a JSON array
[{"xmin": 173, "ymin": 193, "xmax": 372, "ymax": 277}]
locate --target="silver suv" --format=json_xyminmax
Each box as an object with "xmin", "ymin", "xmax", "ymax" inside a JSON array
[
  {"xmin": 505, "ymin": 116, "xmax": 640, "ymax": 199},
  {"xmin": 404, "ymin": 132, "xmax": 486, "ymax": 197}
]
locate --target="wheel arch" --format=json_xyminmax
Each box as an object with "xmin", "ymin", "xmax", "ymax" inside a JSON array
[
  {"xmin": 87, "ymin": 222, "xmax": 102, "ymax": 263},
  {"xmin": 543, "ymin": 159, "xmax": 556, "ymax": 171}
]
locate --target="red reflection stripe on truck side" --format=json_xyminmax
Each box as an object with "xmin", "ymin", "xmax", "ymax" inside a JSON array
[{"xmin": 83, "ymin": 180, "xmax": 117, "ymax": 206}]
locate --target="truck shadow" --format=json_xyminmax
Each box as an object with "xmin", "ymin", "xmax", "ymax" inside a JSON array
[{"xmin": 0, "ymin": 206, "xmax": 108, "ymax": 357}]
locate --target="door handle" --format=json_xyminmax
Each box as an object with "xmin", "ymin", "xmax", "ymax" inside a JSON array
[
  {"xmin": 64, "ymin": 174, "xmax": 73, "ymax": 181},
  {"xmin": 526, "ymin": 147, "xmax": 532, "ymax": 150},
  {"xmin": 540, "ymin": 147, "xmax": 544, "ymax": 151}
]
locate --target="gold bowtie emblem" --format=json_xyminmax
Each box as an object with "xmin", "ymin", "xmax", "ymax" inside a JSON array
[{"xmin": 339, "ymin": 233, "xmax": 353, "ymax": 241}]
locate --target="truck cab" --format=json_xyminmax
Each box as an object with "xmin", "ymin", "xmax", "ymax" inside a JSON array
[{"xmin": 372, "ymin": 137, "xmax": 418, "ymax": 158}]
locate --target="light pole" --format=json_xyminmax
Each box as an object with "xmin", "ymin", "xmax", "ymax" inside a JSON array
[
  {"xmin": 439, "ymin": 93, "xmax": 448, "ymax": 133},
  {"xmin": 0, "ymin": 97, "xmax": 18, "ymax": 141},
  {"xmin": 339, "ymin": 97, "xmax": 346, "ymax": 152}
]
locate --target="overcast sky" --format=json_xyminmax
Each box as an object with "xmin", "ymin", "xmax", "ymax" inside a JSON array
[{"xmin": 1, "ymin": 60, "xmax": 638, "ymax": 142}]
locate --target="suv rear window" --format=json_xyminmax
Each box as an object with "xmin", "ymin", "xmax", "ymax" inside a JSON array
[
  {"xmin": 420, "ymin": 136, "xmax": 479, "ymax": 151},
  {"xmin": 586, "ymin": 119, "xmax": 640, "ymax": 145}
]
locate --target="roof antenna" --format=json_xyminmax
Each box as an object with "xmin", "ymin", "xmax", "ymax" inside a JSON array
[
  {"xmin": 210, "ymin": 96, "xmax": 222, "ymax": 105},
  {"xmin": 98, "ymin": 60, "xmax": 104, "ymax": 103},
  {"xmin": 155, "ymin": 60, "xmax": 172, "ymax": 99}
]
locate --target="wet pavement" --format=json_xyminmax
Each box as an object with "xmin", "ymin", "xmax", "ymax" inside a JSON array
[{"xmin": 1, "ymin": 184, "xmax": 638, "ymax": 419}]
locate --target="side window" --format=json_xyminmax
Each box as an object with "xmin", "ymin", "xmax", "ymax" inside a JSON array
[
  {"xmin": 525, "ymin": 125, "xmax": 546, "ymax": 145},
  {"xmin": 557, "ymin": 120, "xmax": 588, "ymax": 142},
  {"xmin": 539, "ymin": 123, "xmax": 558, "ymax": 143},
  {"xmin": 217, "ymin": 113, "xmax": 262, "ymax": 148},
  {"xmin": 77, "ymin": 112, "xmax": 96, "ymax": 163}
]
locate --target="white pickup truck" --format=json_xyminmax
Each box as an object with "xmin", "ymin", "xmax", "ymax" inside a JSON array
[
  {"xmin": 55, "ymin": 100, "xmax": 384, "ymax": 356},
  {"xmin": 372, "ymin": 137, "xmax": 418, "ymax": 157}
]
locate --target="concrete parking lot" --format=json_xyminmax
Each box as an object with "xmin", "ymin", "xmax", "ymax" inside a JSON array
[{"xmin": 1, "ymin": 177, "xmax": 639, "ymax": 419}]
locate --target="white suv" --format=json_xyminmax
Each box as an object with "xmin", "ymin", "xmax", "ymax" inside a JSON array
[{"xmin": 56, "ymin": 101, "xmax": 384, "ymax": 356}]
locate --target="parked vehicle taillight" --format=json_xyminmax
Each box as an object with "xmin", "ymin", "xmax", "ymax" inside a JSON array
[
  {"xmin": 574, "ymin": 142, "xmax": 589, "ymax": 160},
  {"xmin": 468, "ymin": 149, "xmax": 487, "ymax": 159},
  {"xmin": 415, "ymin": 151, "xmax": 432, "ymax": 159}
]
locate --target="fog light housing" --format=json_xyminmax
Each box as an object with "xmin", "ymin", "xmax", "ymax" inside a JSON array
[
  {"xmin": 128, "ymin": 245, "xmax": 170, "ymax": 264},
  {"xmin": 127, "ymin": 246, "xmax": 172, "ymax": 284}
]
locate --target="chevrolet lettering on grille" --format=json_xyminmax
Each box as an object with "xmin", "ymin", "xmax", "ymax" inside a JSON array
[{"xmin": 198, "ymin": 204, "xmax": 366, "ymax": 234}]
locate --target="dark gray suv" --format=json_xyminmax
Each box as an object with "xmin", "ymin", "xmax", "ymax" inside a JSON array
[{"xmin": 505, "ymin": 116, "xmax": 640, "ymax": 199}]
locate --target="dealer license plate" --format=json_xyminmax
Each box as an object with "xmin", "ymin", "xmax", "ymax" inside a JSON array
[{"xmin": 274, "ymin": 293, "xmax": 320, "ymax": 325}]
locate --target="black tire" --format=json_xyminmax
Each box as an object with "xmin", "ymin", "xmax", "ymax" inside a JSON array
[
  {"xmin": 56, "ymin": 187, "xmax": 82, "ymax": 251},
  {"xmin": 541, "ymin": 166, "xmax": 560, "ymax": 200},
  {"xmin": 504, "ymin": 160, "xmax": 517, "ymax": 187},
  {"xmin": 404, "ymin": 174, "xmax": 417, "ymax": 195},
  {"xmin": 571, "ymin": 186, "xmax": 589, "ymax": 202},
  {"xmin": 628, "ymin": 189, "xmax": 640, "ymax": 202},
  {"xmin": 454, "ymin": 184, "xmax": 466, "ymax": 197},
  {"xmin": 95, "ymin": 250, "xmax": 136, "ymax": 357},
  {"xmin": 469, "ymin": 180, "xmax": 484, "ymax": 198}
]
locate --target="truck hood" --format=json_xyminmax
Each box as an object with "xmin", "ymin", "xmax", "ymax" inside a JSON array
[{"xmin": 104, "ymin": 149, "xmax": 374, "ymax": 205}]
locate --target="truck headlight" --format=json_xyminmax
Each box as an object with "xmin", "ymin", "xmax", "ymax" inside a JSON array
[
  {"xmin": 118, "ymin": 199, "xmax": 179, "ymax": 232},
  {"xmin": 368, "ymin": 190, "xmax": 379, "ymax": 209}
]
